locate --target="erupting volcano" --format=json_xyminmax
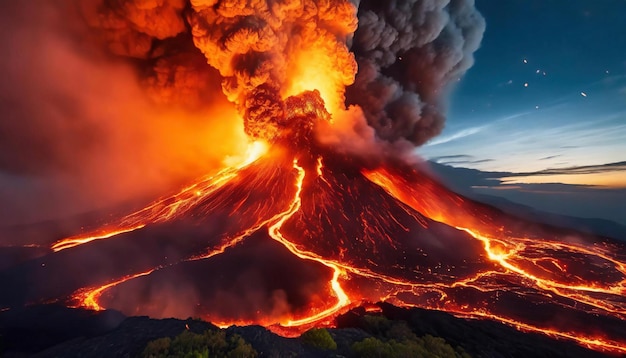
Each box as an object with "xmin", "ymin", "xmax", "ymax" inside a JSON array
[
  {"xmin": 1, "ymin": 0, "xmax": 626, "ymax": 356},
  {"xmin": 30, "ymin": 111, "xmax": 626, "ymax": 355}
]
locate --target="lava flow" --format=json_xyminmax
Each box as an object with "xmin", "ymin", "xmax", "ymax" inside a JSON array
[
  {"xmin": 8, "ymin": 129, "xmax": 622, "ymax": 354},
  {"xmin": 1, "ymin": 0, "xmax": 625, "ymax": 355}
]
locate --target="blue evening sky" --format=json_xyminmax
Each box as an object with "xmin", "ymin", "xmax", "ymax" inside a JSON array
[{"xmin": 419, "ymin": 0, "xmax": 626, "ymax": 185}]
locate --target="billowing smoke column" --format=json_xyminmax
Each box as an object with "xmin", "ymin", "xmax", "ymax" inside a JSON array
[
  {"xmin": 187, "ymin": 0, "xmax": 357, "ymax": 141},
  {"xmin": 81, "ymin": 0, "xmax": 358, "ymax": 143},
  {"xmin": 79, "ymin": 0, "xmax": 484, "ymax": 148},
  {"xmin": 347, "ymin": 0, "xmax": 485, "ymax": 145}
]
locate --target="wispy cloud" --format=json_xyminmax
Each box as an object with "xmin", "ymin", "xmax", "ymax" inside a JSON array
[
  {"xmin": 444, "ymin": 160, "xmax": 494, "ymax": 165},
  {"xmin": 425, "ymin": 126, "xmax": 486, "ymax": 146},
  {"xmin": 495, "ymin": 162, "xmax": 626, "ymax": 188},
  {"xmin": 521, "ymin": 162, "xmax": 626, "ymax": 176},
  {"xmin": 539, "ymin": 155, "xmax": 561, "ymax": 161},
  {"xmin": 425, "ymin": 110, "xmax": 536, "ymax": 147},
  {"xmin": 430, "ymin": 155, "xmax": 494, "ymax": 166},
  {"xmin": 431, "ymin": 160, "xmax": 626, "ymax": 188},
  {"xmin": 431, "ymin": 154, "xmax": 473, "ymax": 161}
]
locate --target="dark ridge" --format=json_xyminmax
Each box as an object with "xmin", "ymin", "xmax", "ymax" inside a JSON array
[{"xmin": 0, "ymin": 305, "xmax": 612, "ymax": 358}]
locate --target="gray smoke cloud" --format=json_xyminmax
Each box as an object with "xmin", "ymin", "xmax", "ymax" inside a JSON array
[{"xmin": 347, "ymin": 0, "xmax": 485, "ymax": 146}]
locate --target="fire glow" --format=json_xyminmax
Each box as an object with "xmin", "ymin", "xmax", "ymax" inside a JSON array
[{"xmin": 4, "ymin": 0, "xmax": 626, "ymax": 356}]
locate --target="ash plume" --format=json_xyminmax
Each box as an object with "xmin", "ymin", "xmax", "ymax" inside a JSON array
[
  {"xmin": 347, "ymin": 0, "xmax": 485, "ymax": 146},
  {"xmin": 81, "ymin": 0, "xmax": 358, "ymax": 141},
  {"xmin": 79, "ymin": 0, "xmax": 484, "ymax": 146},
  {"xmin": 187, "ymin": 0, "xmax": 358, "ymax": 141}
]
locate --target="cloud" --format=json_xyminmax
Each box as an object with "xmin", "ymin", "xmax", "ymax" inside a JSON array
[
  {"xmin": 427, "ymin": 161, "xmax": 626, "ymax": 227},
  {"xmin": 424, "ymin": 109, "xmax": 536, "ymax": 148},
  {"xmin": 539, "ymin": 155, "xmax": 562, "ymax": 161},
  {"xmin": 445, "ymin": 159, "xmax": 494, "ymax": 165},
  {"xmin": 431, "ymin": 154, "xmax": 474, "ymax": 161},
  {"xmin": 521, "ymin": 162, "xmax": 626, "ymax": 176},
  {"xmin": 430, "ymin": 155, "xmax": 494, "ymax": 166},
  {"xmin": 425, "ymin": 125, "xmax": 487, "ymax": 146},
  {"xmin": 429, "ymin": 159, "xmax": 626, "ymax": 188}
]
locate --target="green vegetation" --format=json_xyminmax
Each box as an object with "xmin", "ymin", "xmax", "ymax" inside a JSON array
[
  {"xmin": 141, "ymin": 329, "xmax": 257, "ymax": 358},
  {"xmin": 300, "ymin": 328, "xmax": 337, "ymax": 350},
  {"xmin": 350, "ymin": 315, "xmax": 471, "ymax": 358},
  {"xmin": 139, "ymin": 314, "xmax": 470, "ymax": 358},
  {"xmin": 352, "ymin": 335, "xmax": 458, "ymax": 358}
]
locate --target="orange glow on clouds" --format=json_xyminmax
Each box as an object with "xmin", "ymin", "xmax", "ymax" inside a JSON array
[{"xmin": 502, "ymin": 171, "xmax": 626, "ymax": 188}]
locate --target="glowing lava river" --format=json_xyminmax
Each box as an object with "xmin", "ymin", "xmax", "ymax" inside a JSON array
[{"xmin": 1, "ymin": 143, "xmax": 625, "ymax": 355}]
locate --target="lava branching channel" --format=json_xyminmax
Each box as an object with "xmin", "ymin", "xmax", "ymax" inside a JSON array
[{"xmin": 1, "ymin": 137, "xmax": 625, "ymax": 355}]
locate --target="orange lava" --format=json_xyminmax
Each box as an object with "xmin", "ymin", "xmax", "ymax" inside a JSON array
[
  {"xmin": 48, "ymin": 149, "xmax": 626, "ymax": 355},
  {"xmin": 267, "ymin": 160, "xmax": 351, "ymax": 328},
  {"xmin": 40, "ymin": 129, "xmax": 625, "ymax": 355},
  {"xmin": 52, "ymin": 142, "xmax": 268, "ymax": 253},
  {"xmin": 65, "ymin": 152, "xmax": 355, "ymax": 335},
  {"xmin": 364, "ymin": 166, "xmax": 626, "ymax": 354},
  {"xmin": 71, "ymin": 269, "xmax": 155, "ymax": 311},
  {"xmin": 52, "ymin": 225, "xmax": 146, "ymax": 252},
  {"xmin": 46, "ymin": 152, "xmax": 626, "ymax": 353}
]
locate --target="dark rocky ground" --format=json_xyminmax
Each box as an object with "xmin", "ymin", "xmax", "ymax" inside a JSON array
[{"xmin": 0, "ymin": 303, "xmax": 612, "ymax": 358}]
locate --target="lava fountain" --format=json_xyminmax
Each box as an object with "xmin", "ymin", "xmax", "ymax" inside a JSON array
[{"xmin": 1, "ymin": 0, "xmax": 625, "ymax": 356}]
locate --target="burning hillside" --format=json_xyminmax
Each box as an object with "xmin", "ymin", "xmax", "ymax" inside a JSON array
[{"xmin": 0, "ymin": 0, "xmax": 625, "ymax": 356}]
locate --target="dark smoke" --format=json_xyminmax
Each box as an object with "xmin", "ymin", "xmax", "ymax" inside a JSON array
[{"xmin": 347, "ymin": 0, "xmax": 485, "ymax": 146}]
